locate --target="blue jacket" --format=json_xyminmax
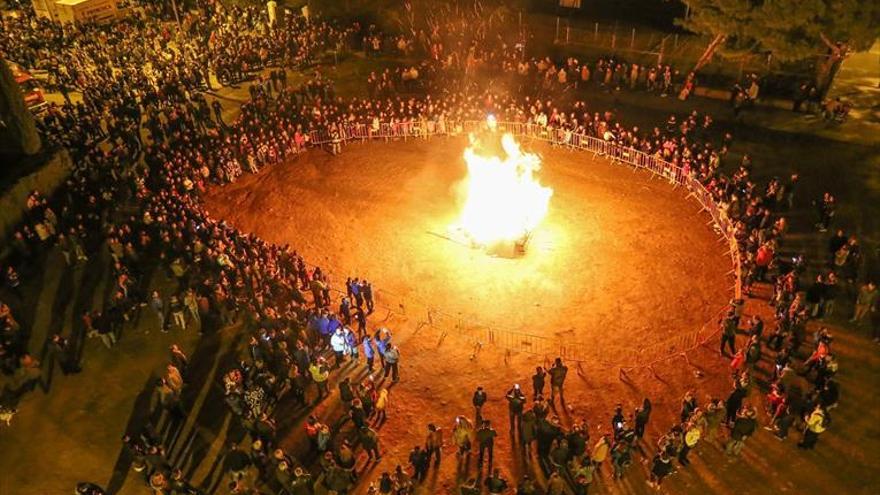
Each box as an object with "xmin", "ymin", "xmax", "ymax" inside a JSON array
[
  {"xmin": 362, "ymin": 339, "xmax": 375, "ymax": 358},
  {"xmin": 327, "ymin": 317, "xmax": 342, "ymax": 335},
  {"xmin": 375, "ymin": 336, "xmax": 389, "ymax": 354},
  {"xmin": 317, "ymin": 316, "xmax": 330, "ymax": 336},
  {"xmin": 308, "ymin": 314, "xmax": 320, "ymax": 333}
]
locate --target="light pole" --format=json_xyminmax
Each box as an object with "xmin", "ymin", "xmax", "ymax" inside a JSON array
[{"xmin": 170, "ymin": 0, "xmax": 181, "ymax": 28}]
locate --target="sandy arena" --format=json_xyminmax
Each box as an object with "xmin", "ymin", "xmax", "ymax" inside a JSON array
[
  {"xmin": 201, "ymin": 136, "xmax": 739, "ymax": 492},
  {"xmin": 204, "ymin": 137, "xmax": 731, "ymax": 355}
]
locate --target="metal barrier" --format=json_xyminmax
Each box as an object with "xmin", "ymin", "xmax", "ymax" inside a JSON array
[{"xmin": 298, "ymin": 119, "xmax": 741, "ymax": 375}]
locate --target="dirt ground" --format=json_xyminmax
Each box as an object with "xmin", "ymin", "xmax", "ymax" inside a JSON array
[
  {"xmin": 200, "ymin": 138, "xmax": 748, "ymax": 493},
  {"xmin": 204, "ymin": 137, "xmax": 732, "ymax": 360}
]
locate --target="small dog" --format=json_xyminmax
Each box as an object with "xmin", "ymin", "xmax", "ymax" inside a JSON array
[{"xmin": 0, "ymin": 406, "xmax": 17, "ymax": 426}]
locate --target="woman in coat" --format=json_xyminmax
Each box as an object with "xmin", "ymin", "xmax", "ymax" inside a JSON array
[{"xmin": 452, "ymin": 415, "xmax": 474, "ymax": 457}]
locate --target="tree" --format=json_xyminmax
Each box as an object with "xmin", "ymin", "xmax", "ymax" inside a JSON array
[{"xmin": 678, "ymin": 0, "xmax": 880, "ymax": 95}]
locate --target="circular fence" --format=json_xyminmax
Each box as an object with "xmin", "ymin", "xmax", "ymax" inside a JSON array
[{"xmin": 295, "ymin": 119, "xmax": 741, "ymax": 375}]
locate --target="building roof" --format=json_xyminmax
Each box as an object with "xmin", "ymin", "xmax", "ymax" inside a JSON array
[{"xmin": 55, "ymin": 0, "xmax": 97, "ymax": 6}]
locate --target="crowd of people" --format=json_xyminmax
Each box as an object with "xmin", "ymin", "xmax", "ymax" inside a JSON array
[{"xmin": 0, "ymin": 1, "xmax": 875, "ymax": 494}]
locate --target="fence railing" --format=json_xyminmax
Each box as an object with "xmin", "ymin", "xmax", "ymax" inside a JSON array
[{"xmin": 302, "ymin": 119, "xmax": 741, "ymax": 374}]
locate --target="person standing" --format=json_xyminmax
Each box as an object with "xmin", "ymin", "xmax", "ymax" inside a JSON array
[
  {"xmin": 266, "ymin": 0, "xmax": 278, "ymax": 26},
  {"xmin": 476, "ymin": 420, "xmax": 497, "ymax": 469},
  {"xmin": 548, "ymin": 358, "xmax": 568, "ymax": 404},
  {"xmin": 350, "ymin": 278, "xmax": 363, "ymax": 308},
  {"xmin": 344, "ymin": 326, "xmax": 359, "ymax": 362},
  {"xmin": 680, "ymin": 390, "xmax": 698, "ymax": 423},
  {"xmin": 409, "ymin": 445, "xmax": 428, "ymax": 481},
  {"xmin": 183, "ymin": 288, "xmax": 200, "ymax": 328},
  {"xmin": 169, "ymin": 295, "xmax": 186, "ymax": 331},
  {"xmin": 360, "ymin": 425, "xmax": 382, "ymax": 461},
  {"xmin": 725, "ymin": 384, "xmax": 747, "ymax": 426},
  {"xmin": 472, "ymin": 386, "xmax": 488, "ymax": 421},
  {"xmin": 349, "ymin": 399, "xmax": 368, "ymax": 430},
  {"xmin": 647, "ymin": 451, "xmax": 672, "ymax": 489},
  {"xmin": 309, "ymin": 357, "xmax": 330, "ymax": 401},
  {"xmin": 571, "ymin": 460, "xmax": 593, "ymax": 495},
  {"xmin": 704, "ymin": 398, "xmax": 724, "ymax": 443},
  {"xmin": 354, "ymin": 306, "xmax": 367, "ymax": 336},
  {"xmin": 720, "ymin": 311, "xmax": 738, "ymax": 356},
  {"xmin": 592, "ymin": 435, "xmax": 610, "ymax": 472},
  {"xmin": 725, "ymin": 406, "xmax": 757, "ymax": 456},
  {"xmin": 149, "ymin": 290, "xmax": 166, "ymax": 333},
  {"xmin": 634, "ymin": 398, "xmax": 652, "ymax": 440},
  {"xmin": 169, "ymin": 345, "xmax": 189, "ymax": 376},
  {"xmin": 425, "ymin": 423, "xmax": 443, "ymax": 467},
  {"xmin": 362, "ymin": 280, "xmax": 374, "ymax": 314},
  {"xmin": 330, "ymin": 328, "xmax": 346, "ymax": 368},
  {"xmin": 610, "ymin": 441, "xmax": 632, "ymax": 480},
  {"xmin": 5, "ymin": 266, "xmax": 22, "ymax": 300},
  {"xmin": 798, "ymin": 405, "xmax": 828, "ymax": 449},
  {"xmin": 50, "ymin": 334, "xmax": 80, "ymax": 375},
  {"xmin": 338, "ymin": 377, "xmax": 355, "ymax": 411},
  {"xmin": 212, "ymin": 100, "xmax": 225, "ymax": 128},
  {"xmin": 521, "ymin": 408, "xmax": 537, "ymax": 455},
  {"xmin": 94, "ymin": 311, "xmax": 117, "ymax": 349},
  {"xmin": 453, "ymin": 415, "xmax": 474, "ymax": 458},
  {"xmin": 851, "ymin": 282, "xmax": 877, "ymax": 324},
  {"xmin": 506, "ymin": 384, "xmax": 526, "ymax": 435},
  {"xmin": 383, "ymin": 343, "xmax": 400, "ymax": 382},
  {"xmin": 679, "ymin": 416, "xmax": 702, "ymax": 466},
  {"xmin": 374, "ymin": 328, "xmax": 390, "ymax": 370},
  {"xmin": 165, "ymin": 364, "xmax": 184, "ymax": 398},
  {"xmin": 531, "ymin": 366, "xmax": 546, "ymax": 399},
  {"xmin": 815, "ymin": 192, "xmax": 835, "ymax": 232},
  {"xmin": 374, "ymin": 387, "xmax": 389, "ymax": 424},
  {"xmin": 362, "ymin": 335, "xmax": 376, "ymax": 372},
  {"xmin": 611, "ymin": 404, "xmax": 626, "ymax": 438}
]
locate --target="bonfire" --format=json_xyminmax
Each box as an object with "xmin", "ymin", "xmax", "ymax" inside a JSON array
[{"xmin": 454, "ymin": 118, "xmax": 553, "ymax": 251}]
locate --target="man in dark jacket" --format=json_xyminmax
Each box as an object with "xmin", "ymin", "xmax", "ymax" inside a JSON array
[
  {"xmin": 648, "ymin": 451, "xmax": 672, "ymax": 489},
  {"xmin": 725, "ymin": 385, "xmax": 747, "ymax": 425},
  {"xmin": 548, "ymin": 358, "xmax": 568, "ymax": 404},
  {"xmin": 476, "ymin": 420, "xmax": 497, "ymax": 468},
  {"xmin": 50, "ymin": 334, "xmax": 80, "ymax": 375},
  {"xmin": 472, "ymin": 386, "xmax": 488, "ymax": 421},
  {"xmin": 360, "ymin": 425, "xmax": 381, "ymax": 461},
  {"xmin": 725, "ymin": 406, "xmax": 757, "ymax": 456},
  {"xmin": 720, "ymin": 311, "xmax": 738, "ymax": 356},
  {"xmin": 409, "ymin": 445, "xmax": 429, "ymax": 481},
  {"xmin": 531, "ymin": 366, "xmax": 546, "ymax": 399},
  {"xmin": 506, "ymin": 384, "xmax": 526, "ymax": 435}
]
